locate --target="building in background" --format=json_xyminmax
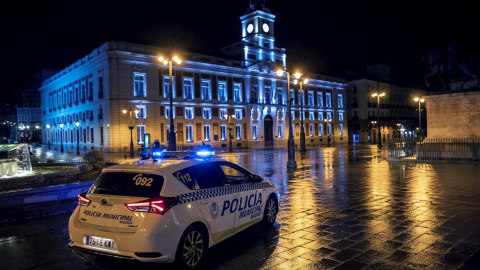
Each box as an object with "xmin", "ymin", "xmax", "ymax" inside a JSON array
[
  {"xmin": 39, "ymin": 1, "xmax": 347, "ymax": 153},
  {"xmin": 347, "ymin": 64, "xmax": 428, "ymax": 144}
]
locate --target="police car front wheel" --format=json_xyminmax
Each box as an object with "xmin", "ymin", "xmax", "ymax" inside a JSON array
[
  {"xmin": 176, "ymin": 224, "xmax": 208, "ymax": 269},
  {"xmin": 262, "ymin": 196, "xmax": 278, "ymax": 226}
]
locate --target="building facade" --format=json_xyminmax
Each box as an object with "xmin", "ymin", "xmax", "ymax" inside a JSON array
[
  {"xmin": 39, "ymin": 2, "xmax": 348, "ymax": 153},
  {"xmin": 347, "ymin": 65, "xmax": 428, "ymax": 144}
]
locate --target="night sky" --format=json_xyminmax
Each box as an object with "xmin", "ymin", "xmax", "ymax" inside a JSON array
[{"xmin": 1, "ymin": 0, "xmax": 479, "ymax": 105}]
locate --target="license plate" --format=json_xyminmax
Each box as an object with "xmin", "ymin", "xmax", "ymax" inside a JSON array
[{"xmin": 84, "ymin": 235, "xmax": 117, "ymax": 251}]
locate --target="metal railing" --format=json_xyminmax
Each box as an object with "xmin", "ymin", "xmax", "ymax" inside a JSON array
[
  {"xmin": 417, "ymin": 138, "xmax": 480, "ymax": 161},
  {"xmin": 388, "ymin": 137, "xmax": 422, "ymax": 158},
  {"xmin": 388, "ymin": 137, "xmax": 480, "ymax": 161}
]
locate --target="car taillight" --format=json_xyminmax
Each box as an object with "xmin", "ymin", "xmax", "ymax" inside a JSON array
[
  {"xmin": 125, "ymin": 197, "xmax": 177, "ymax": 215},
  {"xmin": 78, "ymin": 192, "xmax": 91, "ymax": 207}
]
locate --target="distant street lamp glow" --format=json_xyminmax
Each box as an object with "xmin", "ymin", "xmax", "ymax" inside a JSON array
[
  {"xmin": 413, "ymin": 97, "xmax": 425, "ymax": 138},
  {"xmin": 371, "ymin": 92, "xmax": 386, "ymax": 148}
]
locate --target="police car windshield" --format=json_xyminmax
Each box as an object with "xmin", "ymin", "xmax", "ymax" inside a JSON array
[{"xmin": 89, "ymin": 172, "xmax": 164, "ymax": 197}]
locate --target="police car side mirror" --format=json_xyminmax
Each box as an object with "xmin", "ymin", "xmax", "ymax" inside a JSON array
[{"xmin": 251, "ymin": 175, "xmax": 263, "ymax": 183}]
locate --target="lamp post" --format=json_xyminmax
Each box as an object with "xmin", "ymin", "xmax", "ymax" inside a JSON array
[
  {"xmin": 413, "ymin": 97, "xmax": 425, "ymax": 138},
  {"xmin": 75, "ymin": 121, "xmax": 80, "ymax": 155},
  {"xmin": 59, "ymin": 123, "xmax": 64, "ymax": 153},
  {"xmin": 122, "ymin": 107, "xmax": 139, "ymax": 158},
  {"xmin": 158, "ymin": 55, "xmax": 182, "ymax": 151},
  {"xmin": 324, "ymin": 118, "xmax": 332, "ymax": 147},
  {"xmin": 371, "ymin": 120, "xmax": 377, "ymax": 143},
  {"xmin": 293, "ymin": 72, "xmax": 308, "ymax": 154},
  {"xmin": 46, "ymin": 124, "xmax": 51, "ymax": 150},
  {"xmin": 225, "ymin": 114, "xmax": 235, "ymax": 153},
  {"xmin": 275, "ymin": 69, "xmax": 296, "ymax": 168},
  {"xmin": 372, "ymin": 92, "xmax": 386, "ymax": 148}
]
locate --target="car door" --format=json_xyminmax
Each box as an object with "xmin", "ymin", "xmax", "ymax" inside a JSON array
[
  {"xmin": 181, "ymin": 163, "xmax": 236, "ymax": 243},
  {"xmin": 218, "ymin": 163, "xmax": 263, "ymax": 233}
]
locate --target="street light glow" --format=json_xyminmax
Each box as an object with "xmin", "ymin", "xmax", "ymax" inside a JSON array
[{"xmin": 294, "ymin": 72, "xmax": 301, "ymax": 79}]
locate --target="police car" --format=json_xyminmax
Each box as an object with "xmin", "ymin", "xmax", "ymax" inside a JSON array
[{"xmin": 68, "ymin": 150, "xmax": 278, "ymax": 269}]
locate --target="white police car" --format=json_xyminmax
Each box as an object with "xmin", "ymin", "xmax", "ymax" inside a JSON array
[{"xmin": 68, "ymin": 150, "xmax": 278, "ymax": 269}]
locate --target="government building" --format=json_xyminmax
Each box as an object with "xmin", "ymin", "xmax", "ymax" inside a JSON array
[{"xmin": 40, "ymin": 1, "xmax": 348, "ymax": 153}]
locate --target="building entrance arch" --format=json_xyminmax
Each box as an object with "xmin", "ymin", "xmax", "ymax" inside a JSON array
[{"xmin": 264, "ymin": 115, "xmax": 273, "ymax": 147}]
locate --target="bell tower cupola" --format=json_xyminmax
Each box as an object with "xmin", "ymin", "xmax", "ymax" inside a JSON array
[{"xmin": 221, "ymin": 0, "xmax": 286, "ymax": 68}]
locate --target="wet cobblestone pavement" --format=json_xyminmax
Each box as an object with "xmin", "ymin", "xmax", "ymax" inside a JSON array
[
  {"xmin": 208, "ymin": 146, "xmax": 480, "ymax": 270},
  {"xmin": 1, "ymin": 145, "xmax": 480, "ymax": 269}
]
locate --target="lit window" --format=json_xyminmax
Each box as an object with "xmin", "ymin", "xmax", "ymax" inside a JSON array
[
  {"xmin": 253, "ymin": 125, "xmax": 258, "ymax": 140},
  {"xmin": 339, "ymin": 112, "xmax": 344, "ymax": 121},
  {"xmin": 318, "ymin": 112, "xmax": 324, "ymax": 121},
  {"xmin": 308, "ymin": 91, "xmax": 314, "ymax": 107},
  {"xmin": 327, "ymin": 112, "xmax": 332, "ymax": 120},
  {"xmin": 326, "ymin": 92, "xmax": 332, "ymax": 108},
  {"xmin": 338, "ymin": 93, "xmax": 343, "ymax": 108},
  {"xmin": 137, "ymin": 124, "xmax": 146, "ymax": 144},
  {"xmin": 264, "ymin": 85, "xmax": 272, "ymax": 104},
  {"xmin": 183, "ymin": 78, "xmax": 194, "ymax": 100},
  {"xmin": 328, "ymin": 124, "xmax": 332, "ymax": 136},
  {"xmin": 220, "ymin": 108, "xmax": 227, "ymax": 119},
  {"xmin": 163, "ymin": 76, "xmax": 176, "ymax": 99},
  {"xmin": 186, "ymin": 125, "xmax": 193, "ymax": 142},
  {"xmin": 339, "ymin": 123, "xmax": 343, "ymax": 136},
  {"xmin": 204, "ymin": 125, "xmax": 211, "ymax": 141},
  {"xmin": 218, "ymin": 82, "xmax": 227, "ymax": 102},
  {"xmin": 276, "ymin": 87, "xmax": 283, "ymax": 105},
  {"xmin": 220, "ymin": 125, "xmax": 227, "ymax": 141},
  {"xmin": 236, "ymin": 124, "xmax": 242, "ymax": 140},
  {"xmin": 185, "ymin": 107, "xmax": 194, "ymax": 120},
  {"xmin": 133, "ymin": 73, "xmax": 146, "ymax": 97},
  {"xmin": 201, "ymin": 80, "xmax": 211, "ymax": 101},
  {"xmin": 310, "ymin": 124, "xmax": 314, "ymax": 137},
  {"xmin": 203, "ymin": 108, "xmax": 211, "ymax": 120},
  {"xmin": 250, "ymin": 86, "xmax": 258, "ymax": 103},
  {"xmin": 235, "ymin": 109, "xmax": 242, "ymax": 120},
  {"xmin": 291, "ymin": 111, "xmax": 295, "ymax": 121},
  {"xmin": 278, "ymin": 125, "xmax": 283, "ymax": 139},
  {"xmin": 233, "ymin": 84, "xmax": 242, "ymax": 102},
  {"xmin": 165, "ymin": 106, "xmax": 175, "ymax": 119},
  {"xmin": 135, "ymin": 104, "xmax": 147, "ymax": 119},
  {"xmin": 290, "ymin": 89, "xmax": 295, "ymax": 105},
  {"xmin": 319, "ymin": 124, "xmax": 323, "ymax": 136},
  {"xmin": 309, "ymin": 112, "xmax": 315, "ymax": 121},
  {"xmin": 317, "ymin": 92, "xmax": 323, "ymax": 107}
]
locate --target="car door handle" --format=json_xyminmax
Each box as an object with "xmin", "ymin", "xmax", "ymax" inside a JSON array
[{"xmin": 200, "ymin": 200, "xmax": 210, "ymax": 205}]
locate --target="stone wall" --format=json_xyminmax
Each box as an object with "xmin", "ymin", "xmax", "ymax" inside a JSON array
[{"xmin": 425, "ymin": 91, "xmax": 480, "ymax": 138}]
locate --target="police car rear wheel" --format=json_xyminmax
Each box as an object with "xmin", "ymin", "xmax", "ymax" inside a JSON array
[
  {"xmin": 262, "ymin": 196, "xmax": 277, "ymax": 226},
  {"xmin": 176, "ymin": 225, "xmax": 207, "ymax": 269}
]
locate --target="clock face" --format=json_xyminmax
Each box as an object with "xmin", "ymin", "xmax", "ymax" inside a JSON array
[
  {"xmin": 263, "ymin": 23, "xmax": 269, "ymax": 33},
  {"xmin": 247, "ymin": 23, "xmax": 254, "ymax": 33}
]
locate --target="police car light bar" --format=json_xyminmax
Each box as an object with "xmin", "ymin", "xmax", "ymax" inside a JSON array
[{"xmin": 195, "ymin": 150, "xmax": 215, "ymax": 157}]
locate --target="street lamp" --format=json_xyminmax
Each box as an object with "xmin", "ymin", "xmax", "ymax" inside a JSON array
[
  {"xmin": 372, "ymin": 92, "xmax": 386, "ymax": 148},
  {"xmin": 158, "ymin": 55, "xmax": 182, "ymax": 151},
  {"xmin": 371, "ymin": 120, "xmax": 377, "ymax": 143},
  {"xmin": 224, "ymin": 114, "xmax": 235, "ymax": 153},
  {"xmin": 122, "ymin": 107, "xmax": 139, "ymax": 158},
  {"xmin": 413, "ymin": 97, "xmax": 425, "ymax": 138},
  {"xmin": 324, "ymin": 118, "xmax": 332, "ymax": 147},
  {"xmin": 276, "ymin": 69, "xmax": 296, "ymax": 168},
  {"xmin": 293, "ymin": 72, "xmax": 308, "ymax": 154},
  {"xmin": 75, "ymin": 122, "xmax": 80, "ymax": 155},
  {"xmin": 59, "ymin": 123, "xmax": 64, "ymax": 153},
  {"xmin": 46, "ymin": 124, "xmax": 51, "ymax": 150}
]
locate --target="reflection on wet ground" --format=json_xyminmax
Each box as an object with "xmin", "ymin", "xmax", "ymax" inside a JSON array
[
  {"xmin": 212, "ymin": 145, "xmax": 480, "ymax": 269},
  {"xmin": 1, "ymin": 145, "xmax": 479, "ymax": 269}
]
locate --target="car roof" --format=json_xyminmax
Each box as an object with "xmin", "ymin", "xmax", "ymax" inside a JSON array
[{"xmin": 102, "ymin": 158, "xmax": 228, "ymax": 176}]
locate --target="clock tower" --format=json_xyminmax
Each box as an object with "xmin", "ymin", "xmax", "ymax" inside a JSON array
[{"xmin": 221, "ymin": 0, "xmax": 286, "ymax": 68}]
